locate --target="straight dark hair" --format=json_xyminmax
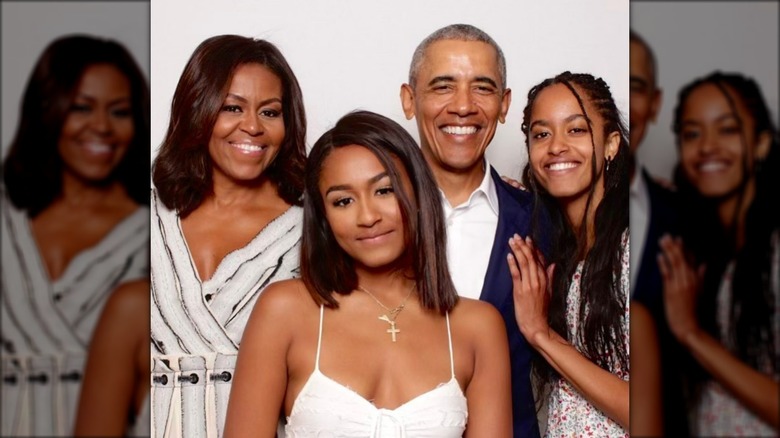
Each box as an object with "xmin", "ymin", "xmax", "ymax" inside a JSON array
[
  {"xmin": 3, "ymin": 34, "xmax": 150, "ymax": 216},
  {"xmin": 151, "ymin": 34, "xmax": 306, "ymax": 217},
  {"xmin": 520, "ymin": 72, "xmax": 630, "ymax": 404},
  {"xmin": 301, "ymin": 110, "xmax": 457, "ymax": 313}
]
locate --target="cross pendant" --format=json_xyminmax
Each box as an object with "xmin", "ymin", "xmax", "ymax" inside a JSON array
[{"xmin": 378, "ymin": 315, "xmax": 400, "ymax": 342}]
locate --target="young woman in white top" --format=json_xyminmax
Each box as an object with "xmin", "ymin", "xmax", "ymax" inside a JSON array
[{"xmin": 225, "ymin": 110, "xmax": 512, "ymax": 437}]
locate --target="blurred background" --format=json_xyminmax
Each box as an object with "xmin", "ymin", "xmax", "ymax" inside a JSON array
[{"xmin": 631, "ymin": 1, "xmax": 778, "ymax": 182}]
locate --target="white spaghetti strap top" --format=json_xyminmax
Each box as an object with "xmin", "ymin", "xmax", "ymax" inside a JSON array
[{"xmin": 285, "ymin": 306, "xmax": 468, "ymax": 437}]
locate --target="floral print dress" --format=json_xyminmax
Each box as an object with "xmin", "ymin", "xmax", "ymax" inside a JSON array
[
  {"xmin": 694, "ymin": 230, "xmax": 779, "ymax": 437},
  {"xmin": 545, "ymin": 230, "xmax": 630, "ymax": 438}
]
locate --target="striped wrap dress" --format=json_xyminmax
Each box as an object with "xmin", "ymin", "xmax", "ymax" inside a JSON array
[
  {"xmin": 149, "ymin": 189, "xmax": 302, "ymax": 438},
  {"xmin": 1, "ymin": 191, "xmax": 150, "ymax": 436}
]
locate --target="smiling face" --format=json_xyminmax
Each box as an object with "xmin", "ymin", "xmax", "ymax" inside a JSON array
[
  {"xmin": 528, "ymin": 83, "xmax": 619, "ymax": 207},
  {"xmin": 678, "ymin": 82, "xmax": 767, "ymax": 200},
  {"xmin": 57, "ymin": 63, "xmax": 134, "ymax": 183},
  {"xmin": 208, "ymin": 63, "xmax": 285, "ymax": 185},
  {"xmin": 401, "ymin": 39, "xmax": 510, "ymax": 179},
  {"xmin": 319, "ymin": 145, "xmax": 411, "ymax": 271}
]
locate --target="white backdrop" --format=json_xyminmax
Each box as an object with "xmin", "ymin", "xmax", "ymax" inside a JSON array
[
  {"xmin": 1, "ymin": 1, "xmax": 150, "ymax": 157},
  {"xmin": 150, "ymin": 0, "xmax": 629, "ymax": 181},
  {"xmin": 631, "ymin": 1, "xmax": 779, "ymax": 181}
]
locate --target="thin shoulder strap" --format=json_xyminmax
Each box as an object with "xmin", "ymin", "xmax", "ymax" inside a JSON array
[
  {"xmin": 315, "ymin": 305, "xmax": 324, "ymax": 370},
  {"xmin": 446, "ymin": 312, "xmax": 455, "ymax": 378}
]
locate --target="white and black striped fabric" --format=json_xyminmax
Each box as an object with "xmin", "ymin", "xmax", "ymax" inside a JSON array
[
  {"xmin": 0, "ymin": 193, "xmax": 150, "ymax": 437},
  {"xmin": 149, "ymin": 189, "xmax": 302, "ymax": 438}
]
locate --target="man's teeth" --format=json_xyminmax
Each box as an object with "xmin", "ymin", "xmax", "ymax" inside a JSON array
[
  {"xmin": 548, "ymin": 162, "xmax": 578, "ymax": 171},
  {"xmin": 442, "ymin": 126, "xmax": 477, "ymax": 135},
  {"xmin": 699, "ymin": 161, "xmax": 727, "ymax": 172},
  {"xmin": 233, "ymin": 143, "xmax": 265, "ymax": 152}
]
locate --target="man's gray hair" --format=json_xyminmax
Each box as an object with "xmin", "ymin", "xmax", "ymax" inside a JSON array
[{"xmin": 408, "ymin": 23, "xmax": 507, "ymax": 91}]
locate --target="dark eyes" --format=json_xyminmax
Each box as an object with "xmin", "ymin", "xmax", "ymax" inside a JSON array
[
  {"xmin": 69, "ymin": 103, "xmax": 92, "ymax": 113},
  {"xmin": 332, "ymin": 197, "xmax": 353, "ymax": 207},
  {"xmin": 377, "ymin": 186, "xmax": 395, "ymax": 196},
  {"xmin": 530, "ymin": 127, "xmax": 587, "ymax": 140},
  {"xmin": 330, "ymin": 186, "xmax": 394, "ymax": 208},
  {"xmin": 69, "ymin": 103, "xmax": 131, "ymax": 118},
  {"xmin": 681, "ymin": 126, "xmax": 741, "ymax": 141},
  {"xmin": 221, "ymin": 105, "xmax": 281, "ymax": 118},
  {"xmin": 430, "ymin": 84, "xmax": 496, "ymax": 94}
]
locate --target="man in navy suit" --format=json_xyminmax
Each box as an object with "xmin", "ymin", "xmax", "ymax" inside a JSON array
[
  {"xmin": 629, "ymin": 30, "xmax": 689, "ymax": 436},
  {"xmin": 400, "ymin": 24, "xmax": 541, "ymax": 438}
]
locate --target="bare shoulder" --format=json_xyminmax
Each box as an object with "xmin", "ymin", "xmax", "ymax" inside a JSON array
[
  {"xmin": 449, "ymin": 297, "xmax": 506, "ymax": 339},
  {"xmin": 251, "ymin": 279, "xmax": 319, "ymax": 324},
  {"xmin": 103, "ymin": 280, "xmax": 150, "ymax": 322}
]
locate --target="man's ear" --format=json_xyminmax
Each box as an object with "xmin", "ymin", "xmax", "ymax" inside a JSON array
[
  {"xmin": 498, "ymin": 88, "xmax": 512, "ymax": 124},
  {"xmin": 400, "ymin": 84, "xmax": 415, "ymax": 120},
  {"xmin": 649, "ymin": 88, "xmax": 662, "ymax": 123}
]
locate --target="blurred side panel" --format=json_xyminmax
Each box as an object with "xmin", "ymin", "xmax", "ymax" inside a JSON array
[
  {"xmin": 1, "ymin": 1, "xmax": 150, "ymax": 437},
  {"xmin": 630, "ymin": 1, "xmax": 779, "ymax": 437}
]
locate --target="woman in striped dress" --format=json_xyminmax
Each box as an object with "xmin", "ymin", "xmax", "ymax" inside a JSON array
[
  {"xmin": 149, "ymin": 35, "xmax": 306, "ymax": 438},
  {"xmin": 1, "ymin": 35, "xmax": 150, "ymax": 436}
]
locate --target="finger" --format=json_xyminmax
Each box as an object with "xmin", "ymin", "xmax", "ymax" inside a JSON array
[
  {"xmin": 507, "ymin": 252, "xmax": 522, "ymax": 287},
  {"xmin": 659, "ymin": 235, "xmax": 688, "ymax": 291},
  {"xmin": 509, "ymin": 234, "xmax": 531, "ymax": 271},
  {"xmin": 515, "ymin": 236, "xmax": 541, "ymax": 292},
  {"xmin": 523, "ymin": 235, "xmax": 546, "ymax": 265},
  {"xmin": 657, "ymin": 251, "xmax": 672, "ymax": 286}
]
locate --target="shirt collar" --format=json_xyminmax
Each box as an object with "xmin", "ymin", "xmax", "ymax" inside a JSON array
[
  {"xmin": 481, "ymin": 159, "xmax": 500, "ymax": 215},
  {"xmin": 439, "ymin": 159, "xmax": 499, "ymax": 215},
  {"xmin": 630, "ymin": 166, "xmax": 649, "ymax": 213}
]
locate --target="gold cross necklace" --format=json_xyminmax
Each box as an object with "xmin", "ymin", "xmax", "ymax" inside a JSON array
[{"xmin": 358, "ymin": 284, "xmax": 415, "ymax": 342}]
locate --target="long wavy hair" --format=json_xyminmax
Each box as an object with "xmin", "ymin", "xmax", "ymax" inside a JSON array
[
  {"xmin": 3, "ymin": 34, "xmax": 149, "ymax": 216},
  {"xmin": 520, "ymin": 71, "xmax": 630, "ymax": 404},
  {"xmin": 301, "ymin": 110, "xmax": 458, "ymax": 314},
  {"xmin": 151, "ymin": 35, "xmax": 306, "ymax": 216},
  {"xmin": 672, "ymin": 72, "xmax": 778, "ymax": 387}
]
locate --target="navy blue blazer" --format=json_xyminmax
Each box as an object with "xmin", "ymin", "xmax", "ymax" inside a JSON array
[
  {"xmin": 480, "ymin": 167, "xmax": 542, "ymax": 438},
  {"xmin": 633, "ymin": 169, "xmax": 690, "ymax": 436}
]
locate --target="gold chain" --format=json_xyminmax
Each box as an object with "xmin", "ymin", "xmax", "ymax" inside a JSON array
[
  {"xmin": 358, "ymin": 284, "xmax": 415, "ymax": 321},
  {"xmin": 358, "ymin": 284, "xmax": 415, "ymax": 342}
]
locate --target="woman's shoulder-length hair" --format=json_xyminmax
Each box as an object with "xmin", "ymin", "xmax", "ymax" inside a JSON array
[
  {"xmin": 151, "ymin": 34, "xmax": 306, "ymax": 217},
  {"xmin": 301, "ymin": 110, "xmax": 457, "ymax": 313},
  {"xmin": 3, "ymin": 34, "xmax": 150, "ymax": 216}
]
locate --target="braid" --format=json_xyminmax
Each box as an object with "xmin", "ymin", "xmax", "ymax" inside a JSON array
[{"xmin": 520, "ymin": 72, "xmax": 630, "ymax": 404}]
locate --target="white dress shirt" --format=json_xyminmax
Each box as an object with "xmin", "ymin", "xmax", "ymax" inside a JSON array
[
  {"xmin": 442, "ymin": 161, "xmax": 499, "ymax": 299},
  {"xmin": 629, "ymin": 168, "xmax": 650, "ymax": 296}
]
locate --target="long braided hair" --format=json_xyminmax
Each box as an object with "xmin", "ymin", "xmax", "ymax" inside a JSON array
[
  {"xmin": 672, "ymin": 72, "xmax": 778, "ymax": 387},
  {"xmin": 520, "ymin": 72, "xmax": 630, "ymax": 404}
]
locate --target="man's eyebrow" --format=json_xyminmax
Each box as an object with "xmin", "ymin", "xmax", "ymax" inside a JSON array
[
  {"xmin": 630, "ymin": 76, "xmax": 649, "ymax": 89},
  {"xmin": 427, "ymin": 75, "xmax": 499, "ymax": 89},
  {"xmin": 427, "ymin": 76, "xmax": 455, "ymax": 86},
  {"xmin": 474, "ymin": 76, "xmax": 498, "ymax": 88}
]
